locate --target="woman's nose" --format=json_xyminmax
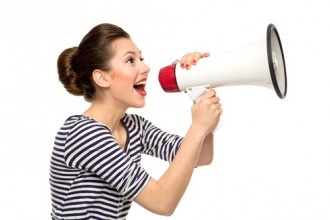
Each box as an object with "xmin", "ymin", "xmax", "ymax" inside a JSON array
[{"xmin": 141, "ymin": 62, "xmax": 150, "ymax": 76}]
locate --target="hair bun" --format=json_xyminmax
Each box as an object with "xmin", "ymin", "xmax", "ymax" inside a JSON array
[{"xmin": 57, "ymin": 47, "xmax": 83, "ymax": 96}]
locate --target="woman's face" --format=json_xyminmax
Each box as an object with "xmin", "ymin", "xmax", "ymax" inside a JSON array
[{"xmin": 107, "ymin": 38, "xmax": 150, "ymax": 109}]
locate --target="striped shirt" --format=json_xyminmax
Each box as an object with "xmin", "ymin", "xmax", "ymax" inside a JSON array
[{"xmin": 50, "ymin": 114, "xmax": 183, "ymax": 220}]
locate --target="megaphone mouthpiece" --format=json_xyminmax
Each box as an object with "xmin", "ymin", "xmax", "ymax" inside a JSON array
[{"xmin": 159, "ymin": 64, "xmax": 180, "ymax": 92}]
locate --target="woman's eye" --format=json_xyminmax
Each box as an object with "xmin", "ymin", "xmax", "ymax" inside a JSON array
[
  {"xmin": 127, "ymin": 58, "xmax": 134, "ymax": 63},
  {"xmin": 127, "ymin": 56, "xmax": 144, "ymax": 64}
]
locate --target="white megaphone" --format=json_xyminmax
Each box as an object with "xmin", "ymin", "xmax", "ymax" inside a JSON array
[{"xmin": 158, "ymin": 23, "xmax": 287, "ymax": 102}]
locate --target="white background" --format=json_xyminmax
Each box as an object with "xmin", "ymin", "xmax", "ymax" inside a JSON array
[{"xmin": 0, "ymin": 0, "xmax": 329, "ymax": 219}]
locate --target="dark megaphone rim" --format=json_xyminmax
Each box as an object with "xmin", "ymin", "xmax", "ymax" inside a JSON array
[{"xmin": 267, "ymin": 23, "xmax": 287, "ymax": 99}]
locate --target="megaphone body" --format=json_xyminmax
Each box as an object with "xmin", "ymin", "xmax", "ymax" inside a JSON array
[{"xmin": 158, "ymin": 24, "xmax": 287, "ymax": 101}]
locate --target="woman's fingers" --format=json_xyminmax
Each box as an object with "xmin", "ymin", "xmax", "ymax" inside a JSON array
[{"xmin": 179, "ymin": 51, "xmax": 209, "ymax": 69}]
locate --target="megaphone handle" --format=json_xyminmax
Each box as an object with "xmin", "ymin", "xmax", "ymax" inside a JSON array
[
  {"xmin": 186, "ymin": 85, "xmax": 210, "ymax": 102},
  {"xmin": 186, "ymin": 85, "xmax": 222, "ymax": 133},
  {"xmin": 212, "ymin": 120, "xmax": 223, "ymax": 133}
]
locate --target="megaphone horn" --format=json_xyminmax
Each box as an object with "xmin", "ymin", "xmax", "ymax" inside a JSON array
[{"xmin": 158, "ymin": 23, "xmax": 287, "ymax": 101}]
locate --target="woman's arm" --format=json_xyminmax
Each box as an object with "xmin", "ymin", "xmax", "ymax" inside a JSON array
[
  {"xmin": 134, "ymin": 122, "xmax": 210, "ymax": 216},
  {"xmin": 196, "ymin": 132, "xmax": 214, "ymax": 166},
  {"xmin": 135, "ymin": 89, "xmax": 221, "ymax": 215},
  {"xmin": 134, "ymin": 52, "xmax": 222, "ymax": 216}
]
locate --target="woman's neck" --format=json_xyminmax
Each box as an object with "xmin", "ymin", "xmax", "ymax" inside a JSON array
[{"xmin": 83, "ymin": 100, "xmax": 126, "ymax": 133}]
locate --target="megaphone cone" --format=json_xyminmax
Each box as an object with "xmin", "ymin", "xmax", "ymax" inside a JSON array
[{"xmin": 158, "ymin": 24, "xmax": 287, "ymax": 100}]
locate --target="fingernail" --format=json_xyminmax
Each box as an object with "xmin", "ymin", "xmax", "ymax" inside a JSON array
[{"xmin": 180, "ymin": 63, "xmax": 185, "ymax": 68}]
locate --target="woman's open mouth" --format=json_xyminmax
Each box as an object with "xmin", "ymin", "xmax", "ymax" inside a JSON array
[{"xmin": 133, "ymin": 79, "xmax": 147, "ymax": 96}]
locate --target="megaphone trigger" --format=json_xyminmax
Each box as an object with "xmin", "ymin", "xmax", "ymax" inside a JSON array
[{"xmin": 185, "ymin": 85, "xmax": 210, "ymax": 103}]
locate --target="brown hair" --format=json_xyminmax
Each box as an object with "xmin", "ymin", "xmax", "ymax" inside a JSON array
[{"xmin": 57, "ymin": 23, "xmax": 130, "ymax": 102}]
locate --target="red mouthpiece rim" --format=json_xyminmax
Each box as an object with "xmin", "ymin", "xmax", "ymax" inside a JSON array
[{"xmin": 158, "ymin": 64, "xmax": 180, "ymax": 92}]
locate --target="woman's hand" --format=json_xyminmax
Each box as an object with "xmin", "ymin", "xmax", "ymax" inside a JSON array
[
  {"xmin": 172, "ymin": 52, "xmax": 210, "ymax": 69},
  {"xmin": 191, "ymin": 88, "xmax": 222, "ymax": 135}
]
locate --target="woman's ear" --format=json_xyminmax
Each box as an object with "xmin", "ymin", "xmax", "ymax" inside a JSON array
[{"xmin": 92, "ymin": 70, "xmax": 111, "ymax": 88}]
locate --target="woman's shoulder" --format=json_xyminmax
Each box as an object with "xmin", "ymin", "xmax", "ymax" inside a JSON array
[
  {"xmin": 122, "ymin": 113, "xmax": 152, "ymax": 130},
  {"xmin": 62, "ymin": 114, "xmax": 107, "ymax": 130},
  {"xmin": 122, "ymin": 113, "xmax": 146, "ymax": 122},
  {"xmin": 65, "ymin": 114, "xmax": 95, "ymax": 124}
]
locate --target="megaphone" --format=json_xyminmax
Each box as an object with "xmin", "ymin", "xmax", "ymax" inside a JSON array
[{"xmin": 158, "ymin": 23, "xmax": 287, "ymax": 101}]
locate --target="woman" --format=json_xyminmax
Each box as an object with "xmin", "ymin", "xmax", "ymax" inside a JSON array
[{"xmin": 50, "ymin": 23, "xmax": 222, "ymax": 220}]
